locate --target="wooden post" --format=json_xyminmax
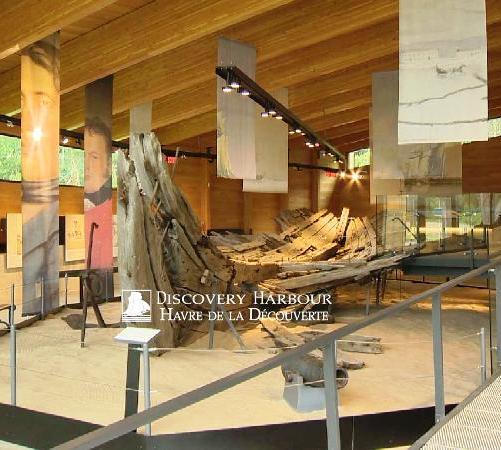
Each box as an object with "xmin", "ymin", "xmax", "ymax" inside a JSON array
[{"xmin": 21, "ymin": 33, "xmax": 60, "ymax": 316}]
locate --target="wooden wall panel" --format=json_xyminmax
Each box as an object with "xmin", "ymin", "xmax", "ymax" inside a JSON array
[
  {"xmin": 209, "ymin": 163, "xmax": 244, "ymax": 230},
  {"xmin": 330, "ymin": 169, "xmax": 376, "ymax": 218},
  {"xmin": 287, "ymin": 144, "xmax": 313, "ymax": 211},
  {"xmin": 0, "ymin": 182, "xmax": 117, "ymax": 218},
  {"xmin": 170, "ymin": 157, "xmax": 205, "ymax": 222},
  {"xmin": 462, "ymin": 137, "xmax": 501, "ymax": 193},
  {"xmin": 250, "ymin": 192, "xmax": 281, "ymax": 233}
]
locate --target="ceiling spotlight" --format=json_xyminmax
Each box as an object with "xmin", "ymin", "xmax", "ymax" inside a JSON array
[
  {"xmin": 62, "ymin": 136, "xmax": 69, "ymax": 144},
  {"xmin": 240, "ymin": 88, "xmax": 250, "ymax": 96},
  {"xmin": 222, "ymin": 85, "xmax": 233, "ymax": 93},
  {"xmin": 314, "ymin": 142, "xmax": 320, "ymax": 147},
  {"xmin": 275, "ymin": 114, "xmax": 283, "ymax": 120},
  {"xmin": 6, "ymin": 120, "xmax": 14, "ymax": 128},
  {"xmin": 261, "ymin": 110, "xmax": 269, "ymax": 118},
  {"xmin": 230, "ymin": 80, "xmax": 240, "ymax": 89},
  {"xmin": 295, "ymin": 128, "xmax": 301, "ymax": 133},
  {"xmin": 351, "ymin": 171, "xmax": 361, "ymax": 181},
  {"xmin": 301, "ymin": 132, "xmax": 306, "ymax": 136},
  {"xmin": 268, "ymin": 108, "xmax": 277, "ymax": 117},
  {"xmin": 288, "ymin": 130, "xmax": 295, "ymax": 135},
  {"xmin": 339, "ymin": 171, "xmax": 346, "ymax": 179}
]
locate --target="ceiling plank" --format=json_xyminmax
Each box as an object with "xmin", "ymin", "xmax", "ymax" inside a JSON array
[
  {"xmin": 0, "ymin": 0, "xmax": 117, "ymax": 60},
  {"xmin": 60, "ymin": 0, "xmax": 297, "ymax": 92},
  {"xmin": 117, "ymin": 17, "xmax": 501, "ymax": 141},
  {"xmin": 0, "ymin": 0, "xmax": 299, "ymax": 115}
]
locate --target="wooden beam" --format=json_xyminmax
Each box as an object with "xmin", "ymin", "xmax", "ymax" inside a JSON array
[
  {"xmin": 146, "ymin": 22, "xmax": 501, "ymax": 143},
  {"xmin": 155, "ymin": 112, "xmax": 215, "ymax": 145},
  {"xmin": 21, "ymin": 33, "xmax": 60, "ymax": 315},
  {"xmin": 30, "ymin": 1, "xmax": 501, "ymax": 135},
  {"xmin": 0, "ymin": 0, "xmax": 297, "ymax": 115},
  {"xmin": 153, "ymin": 43, "xmax": 501, "ymax": 146},
  {"xmin": 62, "ymin": 0, "xmax": 296, "ymax": 92},
  {"xmin": 0, "ymin": 0, "xmax": 116, "ymax": 60}
]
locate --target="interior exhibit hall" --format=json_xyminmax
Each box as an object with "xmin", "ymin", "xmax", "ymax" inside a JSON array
[{"xmin": 0, "ymin": 1, "xmax": 501, "ymax": 449}]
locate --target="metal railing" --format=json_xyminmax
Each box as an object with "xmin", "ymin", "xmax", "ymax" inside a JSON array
[{"xmin": 53, "ymin": 256, "xmax": 501, "ymax": 450}]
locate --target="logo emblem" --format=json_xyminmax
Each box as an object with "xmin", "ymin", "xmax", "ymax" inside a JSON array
[{"xmin": 121, "ymin": 290, "xmax": 152, "ymax": 323}]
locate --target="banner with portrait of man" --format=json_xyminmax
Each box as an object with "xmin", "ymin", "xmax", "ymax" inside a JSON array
[
  {"xmin": 21, "ymin": 34, "xmax": 60, "ymax": 315},
  {"xmin": 84, "ymin": 76, "xmax": 113, "ymax": 270}
]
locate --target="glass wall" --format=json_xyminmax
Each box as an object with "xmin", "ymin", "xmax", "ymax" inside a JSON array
[
  {"xmin": 375, "ymin": 193, "xmax": 498, "ymax": 256},
  {"xmin": 0, "ymin": 134, "xmax": 118, "ymax": 187}
]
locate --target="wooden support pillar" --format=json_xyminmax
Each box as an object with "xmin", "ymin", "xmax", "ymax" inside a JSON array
[
  {"xmin": 84, "ymin": 76, "xmax": 113, "ymax": 270},
  {"xmin": 21, "ymin": 33, "xmax": 60, "ymax": 316}
]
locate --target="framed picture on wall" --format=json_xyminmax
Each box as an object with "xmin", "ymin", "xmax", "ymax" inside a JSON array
[
  {"xmin": 65, "ymin": 214, "xmax": 85, "ymax": 262},
  {"xmin": 6, "ymin": 213, "xmax": 22, "ymax": 269}
]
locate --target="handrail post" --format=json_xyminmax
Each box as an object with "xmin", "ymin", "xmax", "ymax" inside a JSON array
[
  {"xmin": 323, "ymin": 340, "xmax": 341, "ymax": 450},
  {"xmin": 64, "ymin": 273, "xmax": 68, "ymax": 307},
  {"xmin": 40, "ymin": 276, "xmax": 45, "ymax": 318},
  {"xmin": 480, "ymin": 327, "xmax": 487, "ymax": 384},
  {"xmin": 142, "ymin": 343, "xmax": 152, "ymax": 436},
  {"xmin": 10, "ymin": 283, "xmax": 16, "ymax": 406},
  {"xmin": 495, "ymin": 265, "xmax": 501, "ymax": 369},
  {"xmin": 432, "ymin": 292, "xmax": 445, "ymax": 422}
]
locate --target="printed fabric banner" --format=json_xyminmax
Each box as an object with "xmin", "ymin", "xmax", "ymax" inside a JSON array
[
  {"xmin": 84, "ymin": 76, "xmax": 113, "ymax": 269},
  {"xmin": 243, "ymin": 88, "xmax": 288, "ymax": 193},
  {"xmin": 217, "ymin": 37, "xmax": 257, "ymax": 180},
  {"xmin": 372, "ymin": 71, "xmax": 462, "ymax": 198},
  {"xmin": 399, "ymin": 0, "xmax": 488, "ymax": 144},
  {"xmin": 21, "ymin": 34, "xmax": 60, "ymax": 315}
]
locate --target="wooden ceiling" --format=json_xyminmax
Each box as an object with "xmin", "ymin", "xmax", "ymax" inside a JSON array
[{"xmin": 1, "ymin": 0, "xmax": 501, "ymax": 153}]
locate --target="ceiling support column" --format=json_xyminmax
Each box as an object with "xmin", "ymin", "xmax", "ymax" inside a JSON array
[
  {"xmin": 21, "ymin": 33, "xmax": 60, "ymax": 316},
  {"xmin": 84, "ymin": 76, "xmax": 113, "ymax": 270}
]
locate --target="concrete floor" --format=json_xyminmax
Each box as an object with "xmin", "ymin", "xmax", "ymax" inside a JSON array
[{"xmin": 0, "ymin": 280, "xmax": 492, "ymax": 437}]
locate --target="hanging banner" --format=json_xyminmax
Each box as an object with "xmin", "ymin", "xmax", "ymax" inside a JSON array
[
  {"xmin": 113, "ymin": 214, "xmax": 118, "ymax": 258},
  {"xmin": 21, "ymin": 34, "xmax": 60, "ymax": 315},
  {"xmin": 65, "ymin": 214, "xmax": 85, "ymax": 262},
  {"xmin": 399, "ymin": 0, "xmax": 488, "ymax": 144},
  {"xmin": 84, "ymin": 76, "xmax": 113, "ymax": 269},
  {"xmin": 6, "ymin": 213, "xmax": 22, "ymax": 269},
  {"xmin": 217, "ymin": 37, "xmax": 257, "ymax": 179},
  {"xmin": 244, "ymin": 88, "xmax": 288, "ymax": 193},
  {"xmin": 372, "ymin": 71, "xmax": 462, "ymax": 198},
  {"xmin": 130, "ymin": 101, "xmax": 152, "ymax": 135}
]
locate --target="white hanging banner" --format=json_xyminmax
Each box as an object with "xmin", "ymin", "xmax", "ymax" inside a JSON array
[
  {"xmin": 372, "ymin": 71, "xmax": 462, "ymax": 198},
  {"xmin": 217, "ymin": 37, "xmax": 257, "ymax": 179},
  {"xmin": 398, "ymin": 0, "xmax": 488, "ymax": 144},
  {"xmin": 243, "ymin": 88, "xmax": 288, "ymax": 193}
]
